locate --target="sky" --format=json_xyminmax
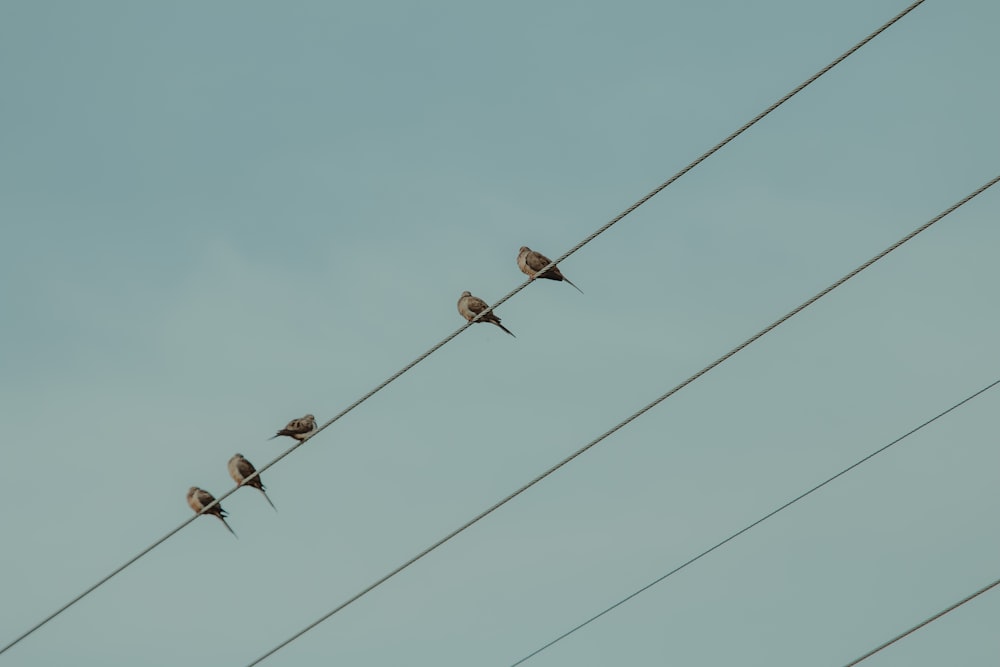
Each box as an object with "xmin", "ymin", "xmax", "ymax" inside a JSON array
[{"xmin": 2, "ymin": 1, "xmax": 999, "ymax": 665}]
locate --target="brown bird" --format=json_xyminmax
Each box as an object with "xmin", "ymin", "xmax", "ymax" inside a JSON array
[
  {"xmin": 269, "ymin": 414, "xmax": 317, "ymax": 441},
  {"xmin": 228, "ymin": 454, "xmax": 277, "ymax": 511},
  {"xmin": 517, "ymin": 246, "xmax": 583, "ymax": 293},
  {"xmin": 186, "ymin": 486, "xmax": 237, "ymax": 537},
  {"xmin": 458, "ymin": 291, "xmax": 515, "ymax": 337}
]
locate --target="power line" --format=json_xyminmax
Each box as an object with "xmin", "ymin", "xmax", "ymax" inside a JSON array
[
  {"xmin": 0, "ymin": 1, "xmax": 928, "ymax": 658},
  {"xmin": 842, "ymin": 575, "xmax": 1000, "ymax": 666},
  {"xmin": 516, "ymin": 0, "xmax": 928, "ymax": 289},
  {"xmin": 244, "ymin": 174, "xmax": 999, "ymax": 665},
  {"xmin": 510, "ymin": 378, "xmax": 1000, "ymax": 665}
]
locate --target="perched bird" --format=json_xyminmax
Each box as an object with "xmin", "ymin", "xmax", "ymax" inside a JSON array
[
  {"xmin": 458, "ymin": 291, "xmax": 515, "ymax": 337},
  {"xmin": 228, "ymin": 454, "xmax": 277, "ymax": 511},
  {"xmin": 517, "ymin": 246, "xmax": 583, "ymax": 294},
  {"xmin": 269, "ymin": 414, "xmax": 317, "ymax": 441},
  {"xmin": 187, "ymin": 486, "xmax": 237, "ymax": 537}
]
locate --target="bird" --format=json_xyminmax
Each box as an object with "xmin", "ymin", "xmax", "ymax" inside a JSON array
[
  {"xmin": 187, "ymin": 486, "xmax": 237, "ymax": 537},
  {"xmin": 458, "ymin": 291, "xmax": 515, "ymax": 337},
  {"xmin": 228, "ymin": 454, "xmax": 277, "ymax": 511},
  {"xmin": 517, "ymin": 246, "xmax": 583, "ymax": 293},
  {"xmin": 269, "ymin": 414, "xmax": 317, "ymax": 441}
]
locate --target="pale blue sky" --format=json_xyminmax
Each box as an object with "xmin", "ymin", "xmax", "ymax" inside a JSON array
[{"xmin": 2, "ymin": 1, "xmax": 999, "ymax": 665}]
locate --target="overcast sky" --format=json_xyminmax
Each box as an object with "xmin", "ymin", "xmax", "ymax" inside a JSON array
[{"xmin": 2, "ymin": 1, "xmax": 999, "ymax": 665}]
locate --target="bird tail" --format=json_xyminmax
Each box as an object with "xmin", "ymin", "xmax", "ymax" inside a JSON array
[
  {"xmin": 564, "ymin": 277, "xmax": 584, "ymax": 294},
  {"xmin": 495, "ymin": 321, "xmax": 516, "ymax": 337},
  {"xmin": 260, "ymin": 488, "xmax": 278, "ymax": 512},
  {"xmin": 217, "ymin": 515, "xmax": 238, "ymax": 539},
  {"xmin": 267, "ymin": 433, "xmax": 279, "ymax": 440}
]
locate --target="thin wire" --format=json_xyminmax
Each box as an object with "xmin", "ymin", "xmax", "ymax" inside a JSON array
[
  {"xmin": 493, "ymin": 0, "xmax": 928, "ymax": 298},
  {"xmin": 0, "ymin": 514, "xmax": 207, "ymax": 657},
  {"xmin": 843, "ymin": 576, "xmax": 1000, "ymax": 666},
  {"xmin": 245, "ymin": 175, "xmax": 1000, "ymax": 665},
  {"xmin": 0, "ymin": 3, "xmax": 928, "ymax": 658},
  {"xmin": 511, "ymin": 378, "xmax": 1000, "ymax": 665}
]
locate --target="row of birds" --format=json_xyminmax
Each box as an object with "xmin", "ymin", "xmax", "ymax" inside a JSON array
[
  {"xmin": 458, "ymin": 246, "xmax": 583, "ymax": 336},
  {"xmin": 185, "ymin": 246, "xmax": 582, "ymax": 536},
  {"xmin": 186, "ymin": 414, "xmax": 319, "ymax": 536}
]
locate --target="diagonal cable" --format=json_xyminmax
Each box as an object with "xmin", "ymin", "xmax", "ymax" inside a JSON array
[
  {"xmin": 0, "ymin": 0, "xmax": 928, "ymax": 657},
  {"xmin": 842, "ymin": 575, "xmax": 1000, "ymax": 666},
  {"xmin": 511, "ymin": 378, "xmax": 1000, "ymax": 665},
  {"xmin": 245, "ymin": 174, "xmax": 999, "ymax": 665},
  {"xmin": 496, "ymin": 0, "xmax": 928, "ymax": 297}
]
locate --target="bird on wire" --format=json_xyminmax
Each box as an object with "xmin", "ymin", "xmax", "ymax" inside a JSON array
[
  {"xmin": 228, "ymin": 454, "xmax": 277, "ymax": 511},
  {"xmin": 269, "ymin": 414, "xmax": 317, "ymax": 442},
  {"xmin": 186, "ymin": 486, "xmax": 237, "ymax": 538},
  {"xmin": 517, "ymin": 246, "xmax": 583, "ymax": 293},
  {"xmin": 458, "ymin": 291, "xmax": 515, "ymax": 337}
]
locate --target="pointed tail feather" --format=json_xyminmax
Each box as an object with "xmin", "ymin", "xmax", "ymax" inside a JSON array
[
  {"xmin": 259, "ymin": 488, "xmax": 278, "ymax": 511},
  {"xmin": 216, "ymin": 515, "xmax": 238, "ymax": 538},
  {"xmin": 564, "ymin": 277, "xmax": 584, "ymax": 294},
  {"xmin": 494, "ymin": 321, "xmax": 516, "ymax": 337}
]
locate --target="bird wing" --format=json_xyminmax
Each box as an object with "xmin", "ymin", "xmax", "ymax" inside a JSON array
[{"xmin": 526, "ymin": 250, "xmax": 553, "ymax": 273}]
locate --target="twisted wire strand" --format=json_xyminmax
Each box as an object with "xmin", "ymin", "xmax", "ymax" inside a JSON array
[
  {"xmin": 843, "ymin": 576, "xmax": 1000, "ymax": 666},
  {"xmin": 245, "ymin": 175, "xmax": 999, "ymax": 665},
  {"xmin": 511, "ymin": 378, "xmax": 1000, "ymax": 665},
  {"xmin": 0, "ymin": 0, "xmax": 929, "ymax": 657}
]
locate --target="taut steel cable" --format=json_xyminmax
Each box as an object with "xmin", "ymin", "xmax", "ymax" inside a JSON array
[
  {"xmin": 842, "ymin": 576, "xmax": 1000, "ymax": 666},
  {"xmin": 511, "ymin": 378, "xmax": 1000, "ymax": 665},
  {"xmin": 245, "ymin": 174, "xmax": 998, "ymax": 665},
  {"xmin": 0, "ymin": 0, "xmax": 929, "ymax": 657}
]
